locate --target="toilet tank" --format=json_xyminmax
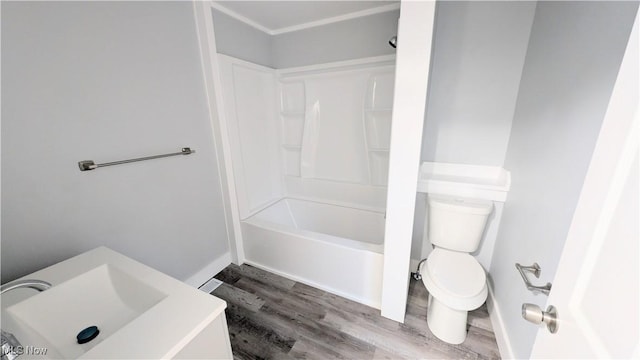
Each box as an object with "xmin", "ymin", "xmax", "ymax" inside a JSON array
[{"xmin": 427, "ymin": 195, "xmax": 494, "ymax": 252}]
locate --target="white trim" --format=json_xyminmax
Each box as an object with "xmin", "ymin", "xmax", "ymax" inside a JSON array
[
  {"xmin": 271, "ymin": 3, "xmax": 401, "ymax": 35},
  {"xmin": 184, "ymin": 251, "xmax": 233, "ymax": 288},
  {"xmin": 193, "ymin": 1, "xmax": 246, "ymax": 264},
  {"xmin": 210, "ymin": 2, "xmax": 400, "ymax": 36},
  {"xmin": 210, "ymin": 2, "xmax": 273, "ymax": 35},
  {"xmin": 486, "ymin": 286, "xmax": 515, "ymax": 359},
  {"xmin": 277, "ymin": 54, "xmax": 396, "ymax": 78},
  {"xmin": 381, "ymin": 1, "xmax": 436, "ymax": 322}
]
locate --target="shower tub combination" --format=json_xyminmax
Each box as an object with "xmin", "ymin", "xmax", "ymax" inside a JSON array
[
  {"xmin": 217, "ymin": 54, "xmax": 394, "ymax": 308},
  {"xmin": 241, "ymin": 198, "xmax": 385, "ymax": 308}
]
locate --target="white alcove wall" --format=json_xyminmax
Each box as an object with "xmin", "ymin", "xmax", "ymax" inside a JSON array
[
  {"xmin": 217, "ymin": 54, "xmax": 396, "ymax": 218},
  {"xmin": 278, "ymin": 56, "xmax": 395, "ymax": 210},
  {"xmin": 217, "ymin": 55, "xmax": 284, "ymax": 219}
]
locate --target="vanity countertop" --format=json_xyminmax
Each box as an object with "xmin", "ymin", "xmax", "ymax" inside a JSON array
[{"xmin": 1, "ymin": 247, "xmax": 229, "ymax": 359}]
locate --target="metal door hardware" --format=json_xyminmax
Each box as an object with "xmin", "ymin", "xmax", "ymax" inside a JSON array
[{"xmin": 522, "ymin": 303, "xmax": 558, "ymax": 333}]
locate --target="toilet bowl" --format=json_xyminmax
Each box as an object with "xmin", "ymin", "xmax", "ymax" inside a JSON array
[
  {"xmin": 420, "ymin": 195, "xmax": 492, "ymax": 344},
  {"xmin": 420, "ymin": 249, "xmax": 487, "ymax": 344}
]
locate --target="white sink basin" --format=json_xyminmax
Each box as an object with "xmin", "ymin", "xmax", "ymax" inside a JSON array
[
  {"xmin": 1, "ymin": 247, "xmax": 230, "ymax": 359},
  {"xmin": 6, "ymin": 264, "xmax": 167, "ymax": 358}
]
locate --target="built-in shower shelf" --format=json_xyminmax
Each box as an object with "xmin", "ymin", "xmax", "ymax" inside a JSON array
[{"xmin": 417, "ymin": 162, "xmax": 511, "ymax": 202}]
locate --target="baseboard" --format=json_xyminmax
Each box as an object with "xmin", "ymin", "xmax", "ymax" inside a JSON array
[
  {"xmin": 487, "ymin": 286, "xmax": 515, "ymax": 359},
  {"xmin": 184, "ymin": 251, "xmax": 232, "ymax": 288}
]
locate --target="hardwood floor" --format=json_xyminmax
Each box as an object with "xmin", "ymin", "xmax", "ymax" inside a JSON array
[{"xmin": 211, "ymin": 264, "xmax": 500, "ymax": 360}]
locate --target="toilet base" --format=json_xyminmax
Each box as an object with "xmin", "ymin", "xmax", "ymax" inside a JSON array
[{"xmin": 427, "ymin": 294, "xmax": 468, "ymax": 344}]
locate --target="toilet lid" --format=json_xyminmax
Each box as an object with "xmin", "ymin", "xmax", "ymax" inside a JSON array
[{"xmin": 426, "ymin": 248, "xmax": 486, "ymax": 298}]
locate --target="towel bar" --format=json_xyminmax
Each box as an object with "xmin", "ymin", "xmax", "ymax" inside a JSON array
[
  {"xmin": 515, "ymin": 262, "xmax": 552, "ymax": 295},
  {"xmin": 78, "ymin": 147, "xmax": 195, "ymax": 171}
]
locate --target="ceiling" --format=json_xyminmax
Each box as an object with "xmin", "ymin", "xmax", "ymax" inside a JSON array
[{"xmin": 214, "ymin": 1, "xmax": 399, "ymax": 34}]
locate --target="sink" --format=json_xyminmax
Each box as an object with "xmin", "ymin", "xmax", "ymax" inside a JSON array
[
  {"xmin": 1, "ymin": 247, "xmax": 231, "ymax": 359},
  {"xmin": 6, "ymin": 264, "xmax": 167, "ymax": 359}
]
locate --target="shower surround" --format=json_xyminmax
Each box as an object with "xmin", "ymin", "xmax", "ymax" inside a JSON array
[{"xmin": 218, "ymin": 54, "xmax": 395, "ymax": 307}]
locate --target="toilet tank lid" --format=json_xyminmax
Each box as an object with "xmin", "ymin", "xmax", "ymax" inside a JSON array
[{"xmin": 428, "ymin": 195, "xmax": 493, "ymax": 215}]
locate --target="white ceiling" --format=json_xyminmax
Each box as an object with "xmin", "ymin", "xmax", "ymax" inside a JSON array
[{"xmin": 214, "ymin": 1, "xmax": 399, "ymax": 34}]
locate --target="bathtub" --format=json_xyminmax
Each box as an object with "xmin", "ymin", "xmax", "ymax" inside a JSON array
[{"xmin": 241, "ymin": 198, "xmax": 385, "ymax": 308}]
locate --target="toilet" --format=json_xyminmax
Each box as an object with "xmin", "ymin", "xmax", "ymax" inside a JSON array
[{"xmin": 419, "ymin": 194, "xmax": 493, "ymax": 344}]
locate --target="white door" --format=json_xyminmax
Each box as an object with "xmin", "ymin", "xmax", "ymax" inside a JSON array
[{"xmin": 530, "ymin": 8, "xmax": 639, "ymax": 359}]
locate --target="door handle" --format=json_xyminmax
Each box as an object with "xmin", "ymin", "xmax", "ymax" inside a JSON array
[{"xmin": 522, "ymin": 303, "xmax": 558, "ymax": 333}]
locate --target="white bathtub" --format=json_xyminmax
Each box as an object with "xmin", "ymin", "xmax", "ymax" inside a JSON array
[{"xmin": 241, "ymin": 198, "xmax": 385, "ymax": 308}]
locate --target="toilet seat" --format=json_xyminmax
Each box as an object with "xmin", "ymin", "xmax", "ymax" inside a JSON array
[{"xmin": 420, "ymin": 248, "xmax": 487, "ymax": 311}]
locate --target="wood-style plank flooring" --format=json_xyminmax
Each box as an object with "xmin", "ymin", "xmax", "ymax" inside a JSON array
[{"xmin": 211, "ymin": 264, "xmax": 500, "ymax": 360}]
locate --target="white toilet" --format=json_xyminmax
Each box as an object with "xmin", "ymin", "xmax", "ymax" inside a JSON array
[{"xmin": 419, "ymin": 194, "xmax": 493, "ymax": 344}]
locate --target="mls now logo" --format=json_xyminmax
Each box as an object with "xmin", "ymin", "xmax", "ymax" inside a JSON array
[{"xmin": 2, "ymin": 345, "xmax": 48, "ymax": 357}]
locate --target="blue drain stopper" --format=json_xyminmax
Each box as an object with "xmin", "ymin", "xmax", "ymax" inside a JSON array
[{"xmin": 76, "ymin": 326, "xmax": 99, "ymax": 344}]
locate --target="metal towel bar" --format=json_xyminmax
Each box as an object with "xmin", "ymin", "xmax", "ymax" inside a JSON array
[
  {"xmin": 515, "ymin": 262, "xmax": 552, "ymax": 295},
  {"xmin": 78, "ymin": 147, "xmax": 195, "ymax": 171}
]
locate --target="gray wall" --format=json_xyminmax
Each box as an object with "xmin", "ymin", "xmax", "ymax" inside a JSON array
[
  {"xmin": 212, "ymin": 8, "xmax": 398, "ymax": 69},
  {"xmin": 421, "ymin": 1, "xmax": 536, "ymax": 166},
  {"xmin": 411, "ymin": 1, "xmax": 536, "ymax": 261},
  {"xmin": 490, "ymin": 2, "xmax": 638, "ymax": 358},
  {"xmin": 2, "ymin": 2, "xmax": 230, "ymax": 283},
  {"xmin": 212, "ymin": 8, "xmax": 273, "ymax": 68},
  {"xmin": 272, "ymin": 10, "xmax": 398, "ymax": 68}
]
